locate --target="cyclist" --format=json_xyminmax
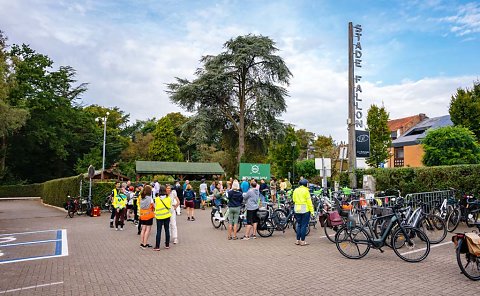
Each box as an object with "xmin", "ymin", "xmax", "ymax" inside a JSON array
[
  {"xmin": 109, "ymin": 182, "xmax": 121, "ymax": 228},
  {"xmin": 292, "ymin": 179, "xmax": 314, "ymax": 246}
]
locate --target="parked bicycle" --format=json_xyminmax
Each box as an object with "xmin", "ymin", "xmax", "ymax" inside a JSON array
[
  {"xmin": 100, "ymin": 193, "xmax": 113, "ymax": 212},
  {"xmin": 452, "ymin": 223, "xmax": 480, "ymax": 281},
  {"xmin": 446, "ymin": 193, "xmax": 480, "ymax": 232},
  {"xmin": 335, "ymin": 202, "xmax": 431, "ymax": 262}
]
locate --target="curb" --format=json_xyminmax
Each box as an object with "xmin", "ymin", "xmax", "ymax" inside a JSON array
[
  {"xmin": 41, "ymin": 200, "xmax": 68, "ymax": 213},
  {"xmin": 0, "ymin": 197, "xmax": 41, "ymax": 200}
]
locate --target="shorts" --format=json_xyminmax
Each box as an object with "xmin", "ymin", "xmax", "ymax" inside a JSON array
[
  {"xmin": 246, "ymin": 209, "xmax": 259, "ymax": 225},
  {"xmin": 141, "ymin": 218, "xmax": 153, "ymax": 226},
  {"xmin": 200, "ymin": 192, "xmax": 207, "ymax": 201},
  {"xmin": 228, "ymin": 207, "xmax": 241, "ymax": 225},
  {"xmin": 185, "ymin": 200, "xmax": 195, "ymax": 208}
]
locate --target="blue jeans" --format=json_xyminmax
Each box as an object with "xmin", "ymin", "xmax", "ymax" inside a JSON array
[
  {"xmin": 295, "ymin": 212, "xmax": 310, "ymax": 241},
  {"xmin": 155, "ymin": 218, "xmax": 170, "ymax": 248}
]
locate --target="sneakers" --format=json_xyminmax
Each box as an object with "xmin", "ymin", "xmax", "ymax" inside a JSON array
[
  {"xmin": 241, "ymin": 236, "xmax": 250, "ymax": 241},
  {"xmin": 173, "ymin": 238, "xmax": 178, "ymax": 244},
  {"xmin": 251, "ymin": 235, "xmax": 257, "ymax": 239},
  {"xmin": 295, "ymin": 240, "xmax": 300, "ymax": 245},
  {"xmin": 120, "ymin": 227, "xmax": 124, "ymax": 231},
  {"xmin": 300, "ymin": 241, "xmax": 309, "ymax": 246},
  {"xmin": 116, "ymin": 228, "xmax": 119, "ymax": 231},
  {"xmin": 110, "ymin": 222, "xmax": 114, "ymax": 228},
  {"xmin": 140, "ymin": 244, "xmax": 146, "ymax": 249},
  {"xmin": 187, "ymin": 217, "xmax": 190, "ymax": 221},
  {"xmin": 191, "ymin": 217, "xmax": 195, "ymax": 221}
]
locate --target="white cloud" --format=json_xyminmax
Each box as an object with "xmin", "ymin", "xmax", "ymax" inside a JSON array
[{"xmin": 437, "ymin": 2, "xmax": 480, "ymax": 37}]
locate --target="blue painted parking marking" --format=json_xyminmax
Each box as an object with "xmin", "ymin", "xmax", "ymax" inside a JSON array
[{"xmin": 0, "ymin": 229, "xmax": 68, "ymax": 264}]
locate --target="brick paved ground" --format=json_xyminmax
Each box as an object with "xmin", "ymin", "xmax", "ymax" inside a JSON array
[{"xmin": 0, "ymin": 199, "xmax": 478, "ymax": 295}]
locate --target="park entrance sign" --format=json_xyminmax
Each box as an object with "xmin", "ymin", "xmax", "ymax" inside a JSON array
[{"xmin": 239, "ymin": 163, "xmax": 270, "ymax": 181}]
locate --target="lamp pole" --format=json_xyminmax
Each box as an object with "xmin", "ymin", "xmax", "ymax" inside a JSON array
[
  {"xmin": 96, "ymin": 112, "xmax": 110, "ymax": 181},
  {"xmin": 291, "ymin": 141, "xmax": 297, "ymax": 183}
]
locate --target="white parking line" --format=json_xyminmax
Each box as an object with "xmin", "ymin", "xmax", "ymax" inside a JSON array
[
  {"xmin": 0, "ymin": 229, "xmax": 57, "ymax": 237},
  {"xmin": 0, "ymin": 281, "xmax": 63, "ymax": 294},
  {"xmin": 400, "ymin": 241, "xmax": 452, "ymax": 256}
]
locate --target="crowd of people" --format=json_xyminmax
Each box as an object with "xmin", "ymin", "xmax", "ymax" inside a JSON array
[{"xmin": 107, "ymin": 176, "xmax": 313, "ymax": 249}]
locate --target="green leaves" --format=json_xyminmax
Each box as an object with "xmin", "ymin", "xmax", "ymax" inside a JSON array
[
  {"xmin": 422, "ymin": 126, "xmax": 480, "ymax": 166},
  {"xmin": 449, "ymin": 81, "xmax": 480, "ymax": 139},
  {"xmin": 366, "ymin": 104, "xmax": 391, "ymax": 167},
  {"xmin": 148, "ymin": 117, "xmax": 183, "ymax": 162}
]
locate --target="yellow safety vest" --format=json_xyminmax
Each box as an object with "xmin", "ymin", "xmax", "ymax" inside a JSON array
[
  {"xmin": 154, "ymin": 196, "xmax": 172, "ymax": 219},
  {"xmin": 114, "ymin": 193, "xmax": 127, "ymax": 209},
  {"xmin": 292, "ymin": 186, "xmax": 314, "ymax": 215}
]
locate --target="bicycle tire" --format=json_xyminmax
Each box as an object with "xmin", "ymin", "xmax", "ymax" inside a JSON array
[
  {"xmin": 274, "ymin": 209, "xmax": 288, "ymax": 231},
  {"xmin": 466, "ymin": 210, "xmax": 480, "ymax": 228},
  {"xmin": 211, "ymin": 211, "xmax": 223, "ymax": 228},
  {"xmin": 456, "ymin": 238, "xmax": 480, "ymax": 281},
  {"xmin": 257, "ymin": 220, "xmax": 274, "ymax": 237},
  {"xmin": 67, "ymin": 205, "xmax": 74, "ymax": 218},
  {"xmin": 335, "ymin": 226, "xmax": 370, "ymax": 259},
  {"xmin": 236, "ymin": 218, "xmax": 243, "ymax": 232},
  {"xmin": 324, "ymin": 222, "xmax": 341, "ymax": 243},
  {"xmin": 392, "ymin": 227, "xmax": 430, "ymax": 263},
  {"xmin": 446, "ymin": 208, "xmax": 461, "ymax": 232},
  {"xmin": 101, "ymin": 198, "xmax": 110, "ymax": 211},
  {"xmin": 419, "ymin": 215, "xmax": 447, "ymax": 244}
]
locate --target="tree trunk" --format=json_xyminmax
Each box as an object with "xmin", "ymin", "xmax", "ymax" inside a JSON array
[
  {"xmin": 238, "ymin": 110, "xmax": 245, "ymax": 164},
  {"xmin": 0, "ymin": 135, "xmax": 6, "ymax": 177}
]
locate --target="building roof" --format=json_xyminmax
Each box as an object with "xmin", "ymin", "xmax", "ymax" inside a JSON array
[
  {"xmin": 135, "ymin": 161, "xmax": 225, "ymax": 175},
  {"xmin": 82, "ymin": 169, "xmax": 130, "ymax": 180},
  {"xmin": 392, "ymin": 115, "xmax": 453, "ymax": 147}
]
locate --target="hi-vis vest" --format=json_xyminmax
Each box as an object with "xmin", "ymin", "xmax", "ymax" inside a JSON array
[
  {"xmin": 140, "ymin": 202, "xmax": 155, "ymax": 220},
  {"xmin": 113, "ymin": 194, "xmax": 127, "ymax": 209},
  {"xmin": 154, "ymin": 196, "xmax": 172, "ymax": 220}
]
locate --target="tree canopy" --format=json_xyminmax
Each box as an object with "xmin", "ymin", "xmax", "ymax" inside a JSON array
[
  {"xmin": 167, "ymin": 34, "xmax": 292, "ymax": 167},
  {"xmin": 422, "ymin": 126, "xmax": 480, "ymax": 166},
  {"xmin": 366, "ymin": 104, "xmax": 391, "ymax": 167},
  {"xmin": 449, "ymin": 81, "xmax": 480, "ymax": 139}
]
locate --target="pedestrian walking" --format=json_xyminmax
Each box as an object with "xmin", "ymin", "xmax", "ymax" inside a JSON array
[
  {"xmin": 199, "ymin": 179, "xmax": 209, "ymax": 210},
  {"xmin": 139, "ymin": 185, "xmax": 154, "ymax": 249},
  {"xmin": 292, "ymin": 179, "xmax": 314, "ymax": 246},
  {"xmin": 227, "ymin": 180, "xmax": 243, "ymax": 240},
  {"xmin": 113, "ymin": 187, "xmax": 128, "ymax": 230},
  {"xmin": 167, "ymin": 185, "xmax": 180, "ymax": 244},
  {"xmin": 153, "ymin": 186, "xmax": 172, "ymax": 250},
  {"xmin": 174, "ymin": 181, "xmax": 183, "ymax": 215},
  {"xmin": 242, "ymin": 180, "xmax": 260, "ymax": 240},
  {"xmin": 184, "ymin": 184, "xmax": 196, "ymax": 221}
]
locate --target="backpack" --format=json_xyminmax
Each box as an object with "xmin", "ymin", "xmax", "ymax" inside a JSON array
[{"xmin": 185, "ymin": 190, "xmax": 194, "ymax": 201}]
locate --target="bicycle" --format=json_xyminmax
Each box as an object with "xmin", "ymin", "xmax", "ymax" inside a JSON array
[
  {"xmin": 65, "ymin": 196, "xmax": 79, "ymax": 218},
  {"xmin": 453, "ymin": 223, "xmax": 480, "ymax": 280},
  {"xmin": 210, "ymin": 201, "xmax": 244, "ymax": 232},
  {"xmin": 335, "ymin": 203, "xmax": 431, "ymax": 263},
  {"xmin": 446, "ymin": 193, "xmax": 480, "ymax": 232},
  {"xmin": 101, "ymin": 194, "xmax": 113, "ymax": 212}
]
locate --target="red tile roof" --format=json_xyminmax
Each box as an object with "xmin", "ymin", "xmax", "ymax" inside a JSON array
[{"xmin": 387, "ymin": 114, "xmax": 427, "ymax": 135}]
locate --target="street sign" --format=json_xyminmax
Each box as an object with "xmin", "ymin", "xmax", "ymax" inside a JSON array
[
  {"xmin": 339, "ymin": 147, "xmax": 348, "ymax": 160},
  {"xmin": 315, "ymin": 158, "xmax": 332, "ymax": 177},
  {"xmin": 87, "ymin": 165, "xmax": 95, "ymax": 179},
  {"xmin": 355, "ymin": 130, "xmax": 370, "ymax": 158},
  {"xmin": 239, "ymin": 163, "xmax": 271, "ymax": 180}
]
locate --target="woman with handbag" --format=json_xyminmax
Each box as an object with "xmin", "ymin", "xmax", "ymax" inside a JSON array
[
  {"xmin": 153, "ymin": 186, "xmax": 172, "ymax": 250},
  {"xmin": 139, "ymin": 185, "xmax": 154, "ymax": 249}
]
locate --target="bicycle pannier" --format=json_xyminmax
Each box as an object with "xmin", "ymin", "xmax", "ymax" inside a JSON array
[
  {"xmin": 465, "ymin": 233, "xmax": 480, "ymax": 256},
  {"xmin": 328, "ymin": 211, "xmax": 343, "ymax": 226},
  {"xmin": 257, "ymin": 210, "xmax": 268, "ymax": 221}
]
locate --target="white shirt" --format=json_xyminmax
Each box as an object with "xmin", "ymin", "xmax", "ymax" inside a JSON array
[{"xmin": 199, "ymin": 183, "xmax": 207, "ymax": 193}]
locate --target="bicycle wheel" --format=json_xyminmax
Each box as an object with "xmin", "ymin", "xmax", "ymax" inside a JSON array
[
  {"xmin": 67, "ymin": 205, "xmax": 74, "ymax": 218},
  {"xmin": 392, "ymin": 227, "xmax": 430, "ymax": 263},
  {"xmin": 446, "ymin": 208, "xmax": 461, "ymax": 232},
  {"xmin": 324, "ymin": 222, "xmax": 342, "ymax": 243},
  {"xmin": 101, "ymin": 198, "xmax": 110, "ymax": 211},
  {"xmin": 419, "ymin": 215, "xmax": 447, "ymax": 244},
  {"xmin": 236, "ymin": 218, "xmax": 243, "ymax": 232},
  {"xmin": 274, "ymin": 209, "xmax": 288, "ymax": 231},
  {"xmin": 335, "ymin": 226, "xmax": 370, "ymax": 259},
  {"xmin": 211, "ymin": 210, "xmax": 223, "ymax": 228},
  {"xmin": 456, "ymin": 238, "xmax": 480, "ymax": 280},
  {"xmin": 257, "ymin": 220, "xmax": 274, "ymax": 237},
  {"xmin": 466, "ymin": 210, "xmax": 480, "ymax": 228}
]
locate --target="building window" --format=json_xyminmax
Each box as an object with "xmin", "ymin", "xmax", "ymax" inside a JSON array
[
  {"xmin": 394, "ymin": 147, "xmax": 404, "ymax": 167},
  {"xmin": 391, "ymin": 131, "xmax": 397, "ymax": 140}
]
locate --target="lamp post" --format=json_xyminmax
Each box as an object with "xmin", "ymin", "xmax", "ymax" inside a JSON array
[
  {"xmin": 95, "ymin": 112, "xmax": 110, "ymax": 181},
  {"xmin": 291, "ymin": 141, "xmax": 297, "ymax": 183}
]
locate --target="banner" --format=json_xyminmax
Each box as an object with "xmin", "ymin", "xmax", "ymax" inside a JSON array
[
  {"xmin": 239, "ymin": 163, "xmax": 271, "ymax": 181},
  {"xmin": 355, "ymin": 130, "xmax": 370, "ymax": 158}
]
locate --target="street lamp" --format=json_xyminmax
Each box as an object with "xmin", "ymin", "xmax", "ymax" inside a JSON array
[
  {"xmin": 95, "ymin": 112, "xmax": 110, "ymax": 181},
  {"xmin": 291, "ymin": 141, "xmax": 297, "ymax": 183}
]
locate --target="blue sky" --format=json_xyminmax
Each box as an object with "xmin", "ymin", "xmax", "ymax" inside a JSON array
[{"xmin": 0, "ymin": 0, "xmax": 479, "ymax": 141}]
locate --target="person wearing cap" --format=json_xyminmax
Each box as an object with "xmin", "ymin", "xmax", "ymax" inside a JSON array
[{"xmin": 292, "ymin": 179, "xmax": 314, "ymax": 246}]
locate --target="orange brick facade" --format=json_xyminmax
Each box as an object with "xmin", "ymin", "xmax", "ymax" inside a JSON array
[{"xmin": 388, "ymin": 144, "xmax": 425, "ymax": 167}]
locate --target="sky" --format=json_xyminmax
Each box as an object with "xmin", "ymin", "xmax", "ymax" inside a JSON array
[{"xmin": 1, "ymin": 0, "xmax": 479, "ymax": 142}]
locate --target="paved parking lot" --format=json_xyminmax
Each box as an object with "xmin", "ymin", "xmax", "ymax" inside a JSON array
[{"xmin": 0, "ymin": 199, "xmax": 478, "ymax": 295}]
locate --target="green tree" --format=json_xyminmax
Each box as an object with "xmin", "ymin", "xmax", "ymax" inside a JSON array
[
  {"xmin": 295, "ymin": 129, "xmax": 315, "ymax": 159},
  {"xmin": 312, "ymin": 135, "xmax": 335, "ymax": 158},
  {"xmin": 449, "ymin": 81, "xmax": 480, "ymax": 138},
  {"xmin": 149, "ymin": 117, "xmax": 183, "ymax": 161},
  {"xmin": 268, "ymin": 126, "xmax": 299, "ymax": 179},
  {"xmin": 167, "ymin": 34, "xmax": 292, "ymax": 165},
  {"xmin": 422, "ymin": 126, "xmax": 480, "ymax": 166},
  {"xmin": 295, "ymin": 159, "xmax": 317, "ymax": 180},
  {"xmin": 366, "ymin": 104, "xmax": 391, "ymax": 167}
]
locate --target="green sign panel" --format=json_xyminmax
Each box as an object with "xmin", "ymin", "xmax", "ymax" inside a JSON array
[{"xmin": 239, "ymin": 163, "xmax": 271, "ymax": 181}]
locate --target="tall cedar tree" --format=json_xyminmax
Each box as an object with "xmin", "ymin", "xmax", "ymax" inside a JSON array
[
  {"xmin": 449, "ymin": 81, "xmax": 480, "ymax": 139},
  {"xmin": 167, "ymin": 34, "xmax": 292, "ymax": 164},
  {"xmin": 366, "ymin": 105, "xmax": 391, "ymax": 167}
]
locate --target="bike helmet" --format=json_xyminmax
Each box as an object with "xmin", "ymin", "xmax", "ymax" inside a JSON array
[{"xmin": 299, "ymin": 179, "xmax": 308, "ymax": 187}]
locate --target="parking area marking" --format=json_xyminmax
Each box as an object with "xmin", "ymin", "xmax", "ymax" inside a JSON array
[
  {"xmin": 0, "ymin": 229, "xmax": 68, "ymax": 264},
  {"xmin": 0, "ymin": 281, "xmax": 63, "ymax": 294},
  {"xmin": 400, "ymin": 240, "xmax": 452, "ymax": 256}
]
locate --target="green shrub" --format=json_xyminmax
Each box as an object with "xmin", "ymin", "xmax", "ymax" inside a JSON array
[
  {"xmin": 42, "ymin": 175, "xmax": 83, "ymax": 207},
  {"xmin": 0, "ymin": 183, "xmax": 43, "ymax": 198}
]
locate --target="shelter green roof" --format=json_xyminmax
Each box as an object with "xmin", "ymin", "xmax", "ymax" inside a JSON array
[{"xmin": 135, "ymin": 161, "xmax": 224, "ymax": 175}]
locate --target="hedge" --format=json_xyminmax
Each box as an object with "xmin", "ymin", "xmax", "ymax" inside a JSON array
[
  {"xmin": 0, "ymin": 183, "xmax": 43, "ymax": 198},
  {"xmin": 340, "ymin": 164, "xmax": 480, "ymax": 195},
  {"xmin": 42, "ymin": 175, "xmax": 83, "ymax": 208}
]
